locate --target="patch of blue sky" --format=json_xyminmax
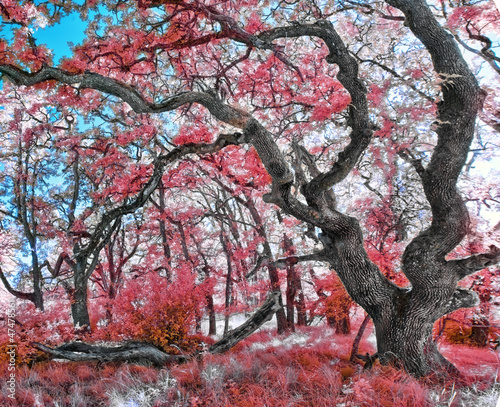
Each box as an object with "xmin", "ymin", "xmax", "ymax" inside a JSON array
[{"xmin": 33, "ymin": 13, "xmax": 87, "ymax": 63}]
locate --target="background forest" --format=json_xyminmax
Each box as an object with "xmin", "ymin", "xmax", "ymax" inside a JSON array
[{"xmin": 0, "ymin": 0, "xmax": 500, "ymax": 406}]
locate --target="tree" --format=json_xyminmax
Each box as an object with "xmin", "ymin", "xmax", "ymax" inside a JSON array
[{"xmin": 1, "ymin": 0, "xmax": 499, "ymax": 377}]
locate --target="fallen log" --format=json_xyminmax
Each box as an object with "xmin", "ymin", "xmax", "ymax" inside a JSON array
[
  {"xmin": 33, "ymin": 291, "xmax": 281, "ymax": 366},
  {"xmin": 33, "ymin": 341, "xmax": 183, "ymax": 366}
]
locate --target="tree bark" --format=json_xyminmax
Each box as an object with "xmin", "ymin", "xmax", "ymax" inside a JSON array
[
  {"xmin": 284, "ymin": 234, "xmax": 297, "ymax": 331},
  {"xmin": 206, "ymin": 293, "xmax": 217, "ymax": 336},
  {"xmin": 208, "ymin": 291, "xmax": 282, "ymax": 354},
  {"xmin": 220, "ymin": 229, "xmax": 234, "ymax": 336},
  {"xmin": 33, "ymin": 341, "xmax": 185, "ymax": 366}
]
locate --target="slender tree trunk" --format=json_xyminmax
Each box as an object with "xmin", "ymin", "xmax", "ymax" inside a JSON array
[
  {"xmin": 220, "ymin": 230, "xmax": 233, "ymax": 336},
  {"xmin": 244, "ymin": 197, "xmax": 290, "ymax": 334},
  {"xmin": 350, "ymin": 313, "xmax": 371, "ymax": 362},
  {"xmin": 201, "ymin": 265, "xmax": 217, "ymax": 336},
  {"xmin": 249, "ymin": 0, "xmax": 486, "ymax": 375},
  {"xmin": 158, "ymin": 182, "xmax": 172, "ymax": 279},
  {"xmin": 284, "ymin": 236, "xmax": 296, "ymax": 331},
  {"xmin": 286, "ymin": 268, "xmax": 295, "ymax": 331},
  {"xmin": 206, "ymin": 294, "xmax": 217, "ymax": 336},
  {"xmin": 296, "ymin": 288, "xmax": 307, "ymax": 326},
  {"xmin": 470, "ymin": 317, "xmax": 489, "ymax": 347},
  {"xmin": 31, "ymin": 255, "xmax": 44, "ymax": 311},
  {"xmin": 105, "ymin": 285, "xmax": 116, "ymax": 324}
]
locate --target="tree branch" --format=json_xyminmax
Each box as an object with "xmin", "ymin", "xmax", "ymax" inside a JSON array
[
  {"xmin": 0, "ymin": 65, "xmax": 252, "ymax": 128},
  {"xmin": 270, "ymin": 251, "xmax": 328, "ymax": 268},
  {"xmin": 386, "ymin": 0, "xmax": 483, "ymax": 292},
  {"xmin": 208, "ymin": 290, "xmax": 282, "ymax": 354},
  {"xmin": 258, "ymin": 21, "xmax": 373, "ymax": 200},
  {"xmin": 448, "ymin": 245, "xmax": 500, "ymax": 279}
]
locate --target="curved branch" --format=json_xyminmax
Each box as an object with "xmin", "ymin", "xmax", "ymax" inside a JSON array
[
  {"xmin": 0, "ymin": 266, "xmax": 35, "ymax": 302},
  {"xmin": 0, "ymin": 65, "xmax": 252, "ymax": 128},
  {"xmin": 270, "ymin": 251, "xmax": 329, "ymax": 268},
  {"xmin": 258, "ymin": 21, "xmax": 373, "ymax": 201},
  {"xmin": 452, "ymin": 33, "xmax": 500, "ymax": 75}
]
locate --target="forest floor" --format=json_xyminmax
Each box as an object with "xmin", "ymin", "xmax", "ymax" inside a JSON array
[{"xmin": 1, "ymin": 318, "xmax": 499, "ymax": 407}]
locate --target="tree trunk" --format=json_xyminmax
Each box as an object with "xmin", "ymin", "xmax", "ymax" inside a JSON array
[
  {"xmin": 296, "ymin": 285, "xmax": 307, "ymax": 326},
  {"xmin": 350, "ymin": 313, "xmax": 371, "ymax": 362},
  {"xmin": 220, "ymin": 229, "xmax": 233, "ymax": 336},
  {"xmin": 251, "ymin": 0, "xmax": 486, "ymax": 376},
  {"xmin": 470, "ymin": 317, "xmax": 489, "ymax": 347},
  {"xmin": 71, "ymin": 260, "xmax": 91, "ymax": 333},
  {"xmin": 209, "ymin": 291, "xmax": 282, "ymax": 354},
  {"xmin": 286, "ymin": 269, "xmax": 295, "ymax": 331},
  {"xmin": 329, "ymin": 312, "xmax": 350, "ymax": 335},
  {"xmin": 244, "ymin": 196, "xmax": 290, "ymax": 334},
  {"xmin": 206, "ymin": 294, "xmax": 217, "ymax": 336},
  {"xmin": 284, "ymin": 234, "xmax": 294, "ymax": 330}
]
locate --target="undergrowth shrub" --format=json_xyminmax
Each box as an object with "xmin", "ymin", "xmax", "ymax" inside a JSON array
[
  {"xmin": 96, "ymin": 269, "xmax": 209, "ymax": 355},
  {"xmin": 441, "ymin": 318, "xmax": 499, "ymax": 348}
]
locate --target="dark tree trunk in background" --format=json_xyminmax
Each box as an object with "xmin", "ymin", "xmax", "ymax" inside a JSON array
[
  {"xmin": 206, "ymin": 294, "xmax": 217, "ymax": 336},
  {"xmin": 220, "ymin": 229, "xmax": 234, "ymax": 336},
  {"xmin": 284, "ymin": 234, "xmax": 299, "ymax": 331},
  {"xmin": 296, "ymin": 285, "xmax": 307, "ymax": 326},
  {"xmin": 329, "ymin": 310, "xmax": 351, "ymax": 335},
  {"xmin": 72, "ymin": 259, "xmax": 91, "ymax": 333},
  {"xmin": 158, "ymin": 181, "xmax": 172, "ymax": 279}
]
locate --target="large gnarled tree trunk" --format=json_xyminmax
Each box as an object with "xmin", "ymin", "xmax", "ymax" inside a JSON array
[{"xmin": 256, "ymin": 0, "xmax": 494, "ymax": 376}]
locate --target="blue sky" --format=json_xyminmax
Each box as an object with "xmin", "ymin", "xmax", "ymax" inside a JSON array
[{"xmin": 35, "ymin": 13, "xmax": 87, "ymax": 62}]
